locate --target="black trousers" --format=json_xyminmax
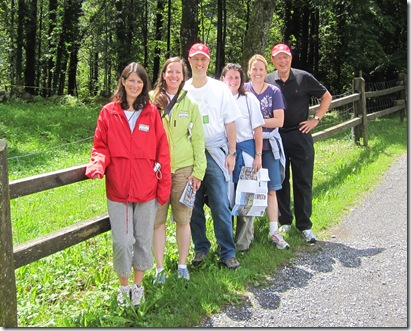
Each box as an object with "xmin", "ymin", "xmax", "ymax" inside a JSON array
[{"xmin": 277, "ymin": 129, "xmax": 314, "ymax": 231}]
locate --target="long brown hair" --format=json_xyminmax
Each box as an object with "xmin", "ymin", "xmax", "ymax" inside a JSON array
[
  {"xmin": 111, "ymin": 62, "xmax": 151, "ymax": 110},
  {"xmin": 151, "ymin": 57, "xmax": 188, "ymax": 112}
]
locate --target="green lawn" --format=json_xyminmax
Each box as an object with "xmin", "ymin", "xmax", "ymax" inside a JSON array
[{"xmin": 0, "ymin": 99, "xmax": 407, "ymax": 327}]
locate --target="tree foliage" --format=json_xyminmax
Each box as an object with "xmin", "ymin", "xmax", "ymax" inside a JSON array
[{"xmin": 0, "ymin": 0, "xmax": 406, "ymax": 98}]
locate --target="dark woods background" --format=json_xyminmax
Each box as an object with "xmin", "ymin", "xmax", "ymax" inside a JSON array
[{"xmin": 0, "ymin": 0, "xmax": 406, "ymax": 99}]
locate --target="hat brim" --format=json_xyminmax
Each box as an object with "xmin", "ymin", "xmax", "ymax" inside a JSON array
[
  {"xmin": 189, "ymin": 51, "xmax": 210, "ymax": 59},
  {"xmin": 272, "ymin": 50, "xmax": 292, "ymax": 57}
]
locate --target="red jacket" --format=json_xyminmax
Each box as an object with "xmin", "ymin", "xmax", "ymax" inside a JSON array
[{"xmin": 85, "ymin": 101, "xmax": 171, "ymax": 205}]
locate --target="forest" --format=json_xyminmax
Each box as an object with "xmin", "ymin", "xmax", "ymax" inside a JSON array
[{"xmin": 0, "ymin": 0, "xmax": 407, "ymax": 100}]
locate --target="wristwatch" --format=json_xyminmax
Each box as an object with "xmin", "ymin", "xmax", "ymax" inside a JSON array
[
  {"xmin": 314, "ymin": 115, "xmax": 321, "ymax": 121},
  {"xmin": 228, "ymin": 151, "xmax": 237, "ymax": 157}
]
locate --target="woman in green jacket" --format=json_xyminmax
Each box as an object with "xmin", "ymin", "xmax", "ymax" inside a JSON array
[{"xmin": 151, "ymin": 57, "xmax": 206, "ymax": 283}]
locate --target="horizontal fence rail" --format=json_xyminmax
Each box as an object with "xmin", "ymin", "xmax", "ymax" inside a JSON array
[{"xmin": 0, "ymin": 75, "xmax": 407, "ymax": 327}]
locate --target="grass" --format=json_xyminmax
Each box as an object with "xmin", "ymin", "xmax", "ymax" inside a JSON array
[{"xmin": 0, "ymin": 99, "xmax": 407, "ymax": 327}]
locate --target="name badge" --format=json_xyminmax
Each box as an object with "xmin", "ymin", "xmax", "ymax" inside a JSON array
[
  {"xmin": 203, "ymin": 115, "xmax": 209, "ymax": 124},
  {"xmin": 139, "ymin": 124, "xmax": 149, "ymax": 132},
  {"xmin": 179, "ymin": 112, "xmax": 188, "ymax": 118}
]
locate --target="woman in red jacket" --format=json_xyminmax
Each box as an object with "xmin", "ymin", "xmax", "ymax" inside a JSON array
[{"xmin": 86, "ymin": 62, "xmax": 171, "ymax": 308}]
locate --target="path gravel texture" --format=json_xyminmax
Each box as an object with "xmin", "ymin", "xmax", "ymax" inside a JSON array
[{"xmin": 200, "ymin": 154, "xmax": 408, "ymax": 328}]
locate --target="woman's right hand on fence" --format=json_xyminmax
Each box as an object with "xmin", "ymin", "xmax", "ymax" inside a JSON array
[{"xmin": 92, "ymin": 173, "xmax": 103, "ymax": 179}]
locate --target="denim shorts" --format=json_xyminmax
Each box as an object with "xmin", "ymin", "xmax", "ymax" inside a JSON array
[{"xmin": 262, "ymin": 149, "xmax": 282, "ymax": 191}]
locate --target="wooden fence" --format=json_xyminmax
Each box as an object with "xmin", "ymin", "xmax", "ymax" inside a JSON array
[{"xmin": 0, "ymin": 76, "xmax": 407, "ymax": 327}]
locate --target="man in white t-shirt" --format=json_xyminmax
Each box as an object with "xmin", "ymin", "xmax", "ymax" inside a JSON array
[{"xmin": 185, "ymin": 43, "xmax": 241, "ymax": 269}]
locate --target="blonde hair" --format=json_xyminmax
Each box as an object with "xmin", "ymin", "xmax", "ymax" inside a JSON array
[{"xmin": 247, "ymin": 54, "xmax": 268, "ymax": 77}]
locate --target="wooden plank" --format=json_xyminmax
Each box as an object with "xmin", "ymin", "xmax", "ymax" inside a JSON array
[
  {"xmin": 9, "ymin": 164, "xmax": 88, "ymax": 199},
  {"xmin": 13, "ymin": 214, "xmax": 111, "ymax": 269},
  {"xmin": 365, "ymin": 85, "xmax": 404, "ymax": 98},
  {"xmin": 366, "ymin": 104, "xmax": 405, "ymax": 121},
  {"xmin": 0, "ymin": 139, "xmax": 18, "ymax": 327},
  {"xmin": 313, "ymin": 117, "xmax": 362, "ymax": 142},
  {"xmin": 309, "ymin": 93, "xmax": 360, "ymax": 114}
]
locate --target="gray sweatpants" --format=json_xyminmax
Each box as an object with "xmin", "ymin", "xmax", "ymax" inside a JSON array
[{"xmin": 108, "ymin": 199, "xmax": 158, "ymax": 278}]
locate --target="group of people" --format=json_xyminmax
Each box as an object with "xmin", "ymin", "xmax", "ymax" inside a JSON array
[{"xmin": 85, "ymin": 42, "xmax": 332, "ymax": 308}]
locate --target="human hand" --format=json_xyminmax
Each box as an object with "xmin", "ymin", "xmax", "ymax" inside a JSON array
[
  {"xmin": 252, "ymin": 155, "xmax": 262, "ymax": 173},
  {"xmin": 92, "ymin": 173, "xmax": 103, "ymax": 179},
  {"xmin": 225, "ymin": 154, "xmax": 236, "ymax": 174},
  {"xmin": 189, "ymin": 175, "xmax": 202, "ymax": 191},
  {"xmin": 299, "ymin": 118, "xmax": 319, "ymax": 133}
]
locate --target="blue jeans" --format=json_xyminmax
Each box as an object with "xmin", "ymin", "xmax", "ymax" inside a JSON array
[{"xmin": 190, "ymin": 151, "xmax": 236, "ymax": 261}]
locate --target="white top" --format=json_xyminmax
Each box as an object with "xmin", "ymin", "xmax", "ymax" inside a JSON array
[
  {"xmin": 233, "ymin": 92, "xmax": 265, "ymax": 143},
  {"xmin": 184, "ymin": 77, "xmax": 241, "ymax": 139},
  {"xmin": 124, "ymin": 109, "xmax": 141, "ymax": 132}
]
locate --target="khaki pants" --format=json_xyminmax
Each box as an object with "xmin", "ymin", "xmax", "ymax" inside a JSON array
[{"xmin": 234, "ymin": 216, "xmax": 254, "ymax": 251}]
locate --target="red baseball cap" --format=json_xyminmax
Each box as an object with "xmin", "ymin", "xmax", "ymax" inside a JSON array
[
  {"xmin": 188, "ymin": 43, "xmax": 210, "ymax": 59},
  {"xmin": 271, "ymin": 43, "xmax": 292, "ymax": 57}
]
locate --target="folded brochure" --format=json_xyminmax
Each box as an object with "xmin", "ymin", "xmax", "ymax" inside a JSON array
[{"xmin": 179, "ymin": 180, "xmax": 196, "ymax": 207}]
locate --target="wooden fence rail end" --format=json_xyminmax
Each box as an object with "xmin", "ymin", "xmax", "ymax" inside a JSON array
[
  {"xmin": 9, "ymin": 164, "xmax": 88, "ymax": 199},
  {"xmin": 13, "ymin": 214, "xmax": 111, "ymax": 269}
]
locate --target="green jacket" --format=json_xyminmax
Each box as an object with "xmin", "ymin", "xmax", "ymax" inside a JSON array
[{"xmin": 158, "ymin": 89, "xmax": 206, "ymax": 180}]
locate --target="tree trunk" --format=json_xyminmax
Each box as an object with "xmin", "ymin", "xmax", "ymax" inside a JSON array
[
  {"xmin": 142, "ymin": 0, "xmax": 149, "ymax": 68},
  {"xmin": 215, "ymin": 0, "xmax": 225, "ymax": 78},
  {"xmin": 54, "ymin": 0, "xmax": 73, "ymax": 95},
  {"xmin": 153, "ymin": 0, "xmax": 165, "ymax": 84},
  {"xmin": 8, "ymin": 0, "xmax": 17, "ymax": 88},
  {"xmin": 180, "ymin": 0, "xmax": 199, "ymax": 64},
  {"xmin": 15, "ymin": 0, "xmax": 25, "ymax": 87},
  {"xmin": 166, "ymin": 0, "xmax": 171, "ymax": 57},
  {"xmin": 115, "ymin": 0, "xmax": 130, "ymax": 74},
  {"xmin": 67, "ymin": 0, "xmax": 82, "ymax": 96},
  {"xmin": 300, "ymin": 2, "xmax": 309, "ymax": 72},
  {"xmin": 24, "ymin": 0, "xmax": 37, "ymax": 95},
  {"xmin": 46, "ymin": 0, "xmax": 57, "ymax": 97},
  {"xmin": 309, "ymin": 9, "xmax": 319, "ymax": 76},
  {"xmin": 241, "ymin": 0, "xmax": 276, "ymax": 70}
]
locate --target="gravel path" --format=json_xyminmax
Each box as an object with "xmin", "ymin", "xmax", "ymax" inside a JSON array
[{"xmin": 200, "ymin": 154, "xmax": 407, "ymax": 327}]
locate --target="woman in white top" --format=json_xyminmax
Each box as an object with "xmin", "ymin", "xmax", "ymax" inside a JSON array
[{"xmin": 220, "ymin": 63, "xmax": 264, "ymax": 252}]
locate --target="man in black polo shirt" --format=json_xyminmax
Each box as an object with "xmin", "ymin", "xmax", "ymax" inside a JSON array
[{"xmin": 265, "ymin": 43, "xmax": 332, "ymax": 243}]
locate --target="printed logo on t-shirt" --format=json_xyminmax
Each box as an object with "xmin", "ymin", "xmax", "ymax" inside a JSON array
[{"xmin": 203, "ymin": 115, "xmax": 209, "ymax": 124}]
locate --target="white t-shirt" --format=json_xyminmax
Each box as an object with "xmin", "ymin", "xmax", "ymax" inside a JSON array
[
  {"xmin": 233, "ymin": 92, "xmax": 265, "ymax": 143},
  {"xmin": 124, "ymin": 109, "xmax": 142, "ymax": 132},
  {"xmin": 184, "ymin": 77, "xmax": 240, "ymax": 139}
]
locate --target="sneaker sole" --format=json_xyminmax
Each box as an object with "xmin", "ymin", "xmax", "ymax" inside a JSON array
[
  {"xmin": 225, "ymin": 264, "xmax": 240, "ymax": 269},
  {"xmin": 270, "ymin": 238, "xmax": 290, "ymax": 250},
  {"xmin": 306, "ymin": 238, "xmax": 317, "ymax": 243},
  {"xmin": 192, "ymin": 259, "xmax": 204, "ymax": 266},
  {"xmin": 276, "ymin": 243, "xmax": 290, "ymax": 250}
]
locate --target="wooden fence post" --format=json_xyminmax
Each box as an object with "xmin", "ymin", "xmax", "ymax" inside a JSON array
[
  {"xmin": 0, "ymin": 139, "xmax": 18, "ymax": 327},
  {"xmin": 399, "ymin": 73, "xmax": 407, "ymax": 122},
  {"xmin": 353, "ymin": 77, "xmax": 368, "ymax": 146}
]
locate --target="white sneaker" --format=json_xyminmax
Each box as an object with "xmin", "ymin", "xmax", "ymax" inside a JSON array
[
  {"xmin": 153, "ymin": 270, "xmax": 166, "ymax": 284},
  {"xmin": 279, "ymin": 224, "xmax": 291, "ymax": 233},
  {"xmin": 131, "ymin": 284, "xmax": 144, "ymax": 307},
  {"xmin": 177, "ymin": 267, "xmax": 190, "ymax": 280},
  {"xmin": 302, "ymin": 229, "xmax": 317, "ymax": 243},
  {"xmin": 270, "ymin": 231, "xmax": 290, "ymax": 249},
  {"xmin": 117, "ymin": 285, "xmax": 131, "ymax": 307}
]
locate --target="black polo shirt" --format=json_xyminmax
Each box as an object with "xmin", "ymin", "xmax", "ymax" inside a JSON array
[{"xmin": 266, "ymin": 68, "xmax": 327, "ymax": 128}]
